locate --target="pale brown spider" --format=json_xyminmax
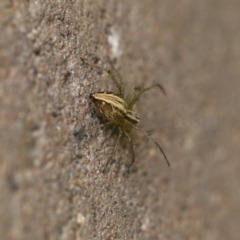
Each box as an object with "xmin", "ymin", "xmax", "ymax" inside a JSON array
[{"xmin": 81, "ymin": 58, "xmax": 170, "ymax": 172}]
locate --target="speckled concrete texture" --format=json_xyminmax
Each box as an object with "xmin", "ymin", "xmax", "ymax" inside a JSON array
[{"xmin": 0, "ymin": 0, "xmax": 240, "ymax": 239}]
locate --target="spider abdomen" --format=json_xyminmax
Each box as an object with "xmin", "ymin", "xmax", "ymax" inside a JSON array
[{"xmin": 90, "ymin": 92, "xmax": 127, "ymax": 120}]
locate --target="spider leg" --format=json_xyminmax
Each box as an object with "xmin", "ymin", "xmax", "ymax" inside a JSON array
[
  {"xmin": 106, "ymin": 69, "xmax": 124, "ymax": 98},
  {"xmin": 80, "ymin": 57, "xmax": 124, "ymax": 97},
  {"xmin": 102, "ymin": 127, "xmax": 123, "ymax": 172},
  {"xmin": 130, "ymin": 123, "xmax": 170, "ymax": 167},
  {"xmin": 123, "ymin": 131, "xmax": 135, "ymax": 173},
  {"xmin": 91, "ymin": 121, "xmax": 114, "ymax": 132},
  {"xmin": 127, "ymin": 83, "xmax": 167, "ymax": 110}
]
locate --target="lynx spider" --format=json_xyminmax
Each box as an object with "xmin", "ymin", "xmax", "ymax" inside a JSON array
[{"xmin": 81, "ymin": 58, "xmax": 170, "ymax": 172}]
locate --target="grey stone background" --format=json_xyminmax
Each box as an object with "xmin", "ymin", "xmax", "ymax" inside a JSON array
[{"xmin": 0, "ymin": 0, "xmax": 240, "ymax": 239}]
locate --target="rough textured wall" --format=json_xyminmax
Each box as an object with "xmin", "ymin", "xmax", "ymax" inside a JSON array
[{"xmin": 0, "ymin": 0, "xmax": 240, "ymax": 239}]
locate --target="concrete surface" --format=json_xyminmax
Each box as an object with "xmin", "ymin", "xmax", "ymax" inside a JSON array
[{"xmin": 0, "ymin": 0, "xmax": 240, "ymax": 239}]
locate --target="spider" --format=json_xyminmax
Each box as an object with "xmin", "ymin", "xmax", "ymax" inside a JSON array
[{"xmin": 81, "ymin": 58, "xmax": 170, "ymax": 172}]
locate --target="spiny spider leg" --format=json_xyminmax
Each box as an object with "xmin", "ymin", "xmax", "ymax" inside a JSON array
[
  {"xmin": 130, "ymin": 123, "xmax": 170, "ymax": 166},
  {"xmin": 103, "ymin": 127, "xmax": 123, "ymax": 172},
  {"xmin": 90, "ymin": 121, "xmax": 113, "ymax": 132},
  {"xmin": 123, "ymin": 131, "xmax": 135, "ymax": 172},
  {"xmin": 127, "ymin": 84, "xmax": 167, "ymax": 110},
  {"xmin": 106, "ymin": 69, "xmax": 124, "ymax": 98},
  {"xmin": 80, "ymin": 57, "xmax": 124, "ymax": 97}
]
